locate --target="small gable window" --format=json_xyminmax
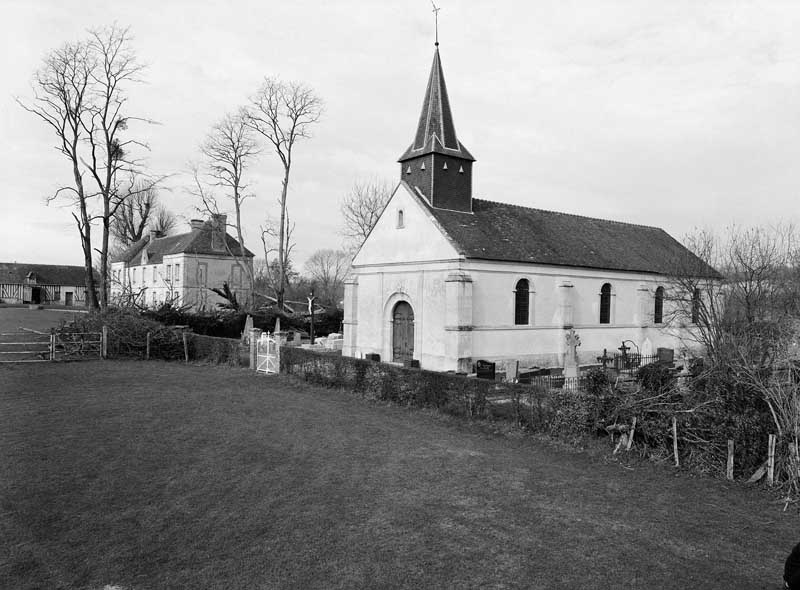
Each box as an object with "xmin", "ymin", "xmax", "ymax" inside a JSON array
[
  {"xmin": 654, "ymin": 286, "xmax": 664, "ymax": 324},
  {"xmin": 691, "ymin": 288, "xmax": 701, "ymax": 324},
  {"xmin": 397, "ymin": 209, "xmax": 405, "ymax": 229},
  {"xmin": 599, "ymin": 283, "xmax": 612, "ymax": 324},
  {"xmin": 514, "ymin": 279, "xmax": 529, "ymax": 325}
]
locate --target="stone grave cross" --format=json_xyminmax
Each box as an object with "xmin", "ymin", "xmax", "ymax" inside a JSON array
[{"xmin": 564, "ymin": 328, "xmax": 581, "ymax": 379}]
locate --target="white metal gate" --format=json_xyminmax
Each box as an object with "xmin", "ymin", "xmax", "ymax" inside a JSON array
[{"xmin": 256, "ymin": 332, "xmax": 278, "ymax": 374}]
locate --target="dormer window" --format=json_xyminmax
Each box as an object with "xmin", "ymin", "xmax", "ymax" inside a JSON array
[
  {"xmin": 443, "ymin": 162, "xmax": 448, "ymax": 170},
  {"xmin": 458, "ymin": 165, "xmax": 464, "ymax": 173},
  {"xmin": 420, "ymin": 162, "xmax": 425, "ymax": 171},
  {"xmin": 406, "ymin": 166, "xmax": 411, "ymax": 174},
  {"xmin": 397, "ymin": 209, "xmax": 405, "ymax": 229}
]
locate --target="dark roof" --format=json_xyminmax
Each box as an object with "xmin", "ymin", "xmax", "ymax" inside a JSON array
[
  {"xmin": 113, "ymin": 223, "xmax": 255, "ymax": 265},
  {"xmin": 398, "ymin": 47, "xmax": 474, "ymax": 163},
  {"xmin": 0, "ymin": 263, "xmax": 94, "ymax": 286},
  {"xmin": 413, "ymin": 189, "xmax": 719, "ymax": 277}
]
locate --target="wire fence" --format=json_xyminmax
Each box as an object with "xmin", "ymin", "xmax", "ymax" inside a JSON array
[{"xmin": 105, "ymin": 326, "xmax": 248, "ymax": 367}]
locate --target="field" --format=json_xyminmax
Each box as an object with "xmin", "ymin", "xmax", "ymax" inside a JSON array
[
  {"xmin": 0, "ymin": 306, "xmax": 86, "ymax": 333},
  {"xmin": 1, "ymin": 360, "xmax": 796, "ymax": 589}
]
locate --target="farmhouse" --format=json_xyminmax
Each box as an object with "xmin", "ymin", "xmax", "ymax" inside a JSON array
[
  {"xmin": 342, "ymin": 44, "xmax": 715, "ymax": 373},
  {"xmin": 110, "ymin": 214, "xmax": 254, "ymax": 311},
  {"xmin": 0, "ymin": 262, "xmax": 96, "ymax": 306}
]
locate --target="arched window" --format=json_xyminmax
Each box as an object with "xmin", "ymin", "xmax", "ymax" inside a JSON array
[
  {"xmin": 397, "ymin": 209, "xmax": 404, "ymax": 228},
  {"xmin": 691, "ymin": 288, "xmax": 701, "ymax": 324},
  {"xmin": 599, "ymin": 283, "xmax": 612, "ymax": 324},
  {"xmin": 654, "ymin": 286, "xmax": 664, "ymax": 324},
  {"xmin": 514, "ymin": 279, "xmax": 529, "ymax": 325}
]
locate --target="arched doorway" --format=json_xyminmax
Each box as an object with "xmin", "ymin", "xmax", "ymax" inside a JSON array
[{"xmin": 392, "ymin": 301, "xmax": 414, "ymax": 363}]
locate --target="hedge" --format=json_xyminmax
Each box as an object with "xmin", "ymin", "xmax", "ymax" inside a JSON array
[{"xmin": 279, "ymin": 346, "xmax": 621, "ymax": 438}]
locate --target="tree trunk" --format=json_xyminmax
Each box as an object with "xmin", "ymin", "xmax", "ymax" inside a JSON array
[
  {"xmin": 277, "ymin": 170, "xmax": 289, "ymax": 311},
  {"xmin": 73, "ymin": 151, "xmax": 99, "ymax": 311},
  {"xmin": 100, "ymin": 199, "xmax": 110, "ymax": 309}
]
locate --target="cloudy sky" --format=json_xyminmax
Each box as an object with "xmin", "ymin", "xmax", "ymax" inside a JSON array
[{"xmin": 2, "ymin": 0, "xmax": 799, "ymax": 271}]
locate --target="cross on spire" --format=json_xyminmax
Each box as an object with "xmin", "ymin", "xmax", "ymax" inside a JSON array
[{"xmin": 431, "ymin": 1, "xmax": 440, "ymax": 46}]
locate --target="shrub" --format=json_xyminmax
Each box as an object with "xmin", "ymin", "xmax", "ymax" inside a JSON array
[
  {"xmin": 636, "ymin": 362, "xmax": 675, "ymax": 393},
  {"xmin": 280, "ymin": 347, "xmax": 556, "ymax": 430}
]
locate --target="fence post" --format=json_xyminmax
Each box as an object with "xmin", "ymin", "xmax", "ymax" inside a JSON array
[
  {"xmin": 49, "ymin": 328, "xmax": 55, "ymax": 361},
  {"xmin": 768, "ymin": 434, "xmax": 777, "ymax": 486},
  {"xmin": 146, "ymin": 331, "xmax": 151, "ymax": 360},
  {"xmin": 672, "ymin": 416, "xmax": 680, "ymax": 468},
  {"xmin": 101, "ymin": 325, "xmax": 108, "ymax": 359},
  {"xmin": 626, "ymin": 417, "xmax": 637, "ymax": 452},
  {"xmin": 249, "ymin": 328, "xmax": 262, "ymax": 371},
  {"xmin": 182, "ymin": 331, "xmax": 189, "ymax": 364},
  {"xmin": 727, "ymin": 439, "xmax": 734, "ymax": 480}
]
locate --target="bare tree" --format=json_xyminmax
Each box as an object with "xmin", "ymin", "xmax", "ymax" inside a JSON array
[
  {"xmin": 260, "ymin": 211, "xmax": 297, "ymax": 307},
  {"xmin": 665, "ymin": 224, "xmax": 800, "ymax": 362},
  {"xmin": 247, "ymin": 77, "xmax": 322, "ymax": 311},
  {"xmin": 112, "ymin": 177, "xmax": 175, "ymax": 247},
  {"xmin": 724, "ymin": 223, "xmax": 799, "ymax": 323},
  {"xmin": 340, "ymin": 178, "xmax": 393, "ymax": 250},
  {"xmin": 663, "ymin": 228, "xmax": 728, "ymax": 361},
  {"xmin": 18, "ymin": 24, "xmax": 149, "ymax": 309},
  {"xmin": 304, "ymin": 249, "xmax": 351, "ymax": 307},
  {"xmin": 83, "ymin": 25, "xmax": 148, "ymax": 308},
  {"xmin": 194, "ymin": 111, "xmax": 259, "ymax": 301},
  {"xmin": 17, "ymin": 38, "xmax": 99, "ymax": 308}
]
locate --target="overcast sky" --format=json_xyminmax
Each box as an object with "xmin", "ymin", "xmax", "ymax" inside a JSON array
[{"xmin": 2, "ymin": 0, "xmax": 799, "ymax": 271}]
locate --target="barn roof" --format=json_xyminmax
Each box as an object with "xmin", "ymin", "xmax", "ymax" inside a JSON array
[
  {"xmin": 113, "ymin": 222, "xmax": 255, "ymax": 265},
  {"xmin": 0, "ymin": 263, "xmax": 94, "ymax": 286},
  {"xmin": 410, "ymin": 187, "xmax": 719, "ymax": 277}
]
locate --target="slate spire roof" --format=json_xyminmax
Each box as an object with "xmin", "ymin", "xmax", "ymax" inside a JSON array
[{"xmin": 398, "ymin": 47, "xmax": 474, "ymax": 163}]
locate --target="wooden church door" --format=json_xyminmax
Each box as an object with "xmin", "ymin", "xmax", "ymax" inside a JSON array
[{"xmin": 392, "ymin": 301, "xmax": 414, "ymax": 363}]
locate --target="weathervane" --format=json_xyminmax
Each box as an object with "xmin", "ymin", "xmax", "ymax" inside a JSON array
[{"xmin": 430, "ymin": 0, "xmax": 441, "ymax": 46}]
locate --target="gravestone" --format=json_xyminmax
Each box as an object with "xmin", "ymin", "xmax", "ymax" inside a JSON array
[
  {"xmin": 564, "ymin": 329, "xmax": 581, "ymax": 379},
  {"xmin": 476, "ymin": 360, "xmax": 496, "ymax": 380},
  {"xmin": 657, "ymin": 347, "xmax": 674, "ymax": 364}
]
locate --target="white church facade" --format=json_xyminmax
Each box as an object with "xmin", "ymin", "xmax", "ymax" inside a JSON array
[{"xmin": 343, "ymin": 44, "xmax": 714, "ymax": 374}]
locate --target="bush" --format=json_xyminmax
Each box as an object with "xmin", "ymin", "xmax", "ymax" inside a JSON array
[
  {"xmin": 636, "ymin": 362, "xmax": 675, "ymax": 393},
  {"xmin": 280, "ymin": 347, "xmax": 557, "ymax": 430}
]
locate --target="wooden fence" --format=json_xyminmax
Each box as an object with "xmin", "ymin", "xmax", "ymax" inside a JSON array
[{"xmin": 0, "ymin": 328, "xmax": 105, "ymax": 363}]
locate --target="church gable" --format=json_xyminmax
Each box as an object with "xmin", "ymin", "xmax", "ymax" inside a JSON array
[{"xmin": 352, "ymin": 182, "xmax": 460, "ymax": 266}]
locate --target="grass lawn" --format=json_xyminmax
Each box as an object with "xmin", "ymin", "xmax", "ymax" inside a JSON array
[
  {"xmin": 0, "ymin": 307, "xmax": 87, "ymax": 333},
  {"xmin": 0, "ymin": 361, "xmax": 796, "ymax": 589}
]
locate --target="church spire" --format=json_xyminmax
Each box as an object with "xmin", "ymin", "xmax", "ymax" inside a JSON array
[
  {"xmin": 398, "ymin": 44, "xmax": 475, "ymax": 212},
  {"xmin": 398, "ymin": 47, "xmax": 474, "ymax": 163}
]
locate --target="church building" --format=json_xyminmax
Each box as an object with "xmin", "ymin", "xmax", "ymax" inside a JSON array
[{"xmin": 342, "ymin": 43, "xmax": 712, "ymax": 374}]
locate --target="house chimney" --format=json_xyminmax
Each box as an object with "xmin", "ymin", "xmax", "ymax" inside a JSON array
[
  {"xmin": 210, "ymin": 214, "xmax": 227, "ymax": 252},
  {"xmin": 190, "ymin": 219, "xmax": 205, "ymax": 230}
]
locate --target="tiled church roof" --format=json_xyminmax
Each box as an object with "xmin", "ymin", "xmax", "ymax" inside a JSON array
[
  {"xmin": 398, "ymin": 47, "xmax": 474, "ymax": 163},
  {"xmin": 113, "ymin": 223, "xmax": 255, "ymax": 265},
  {"xmin": 417, "ymin": 190, "xmax": 719, "ymax": 277}
]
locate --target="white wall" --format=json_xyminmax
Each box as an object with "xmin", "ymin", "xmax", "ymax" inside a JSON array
[{"xmin": 343, "ymin": 182, "xmax": 695, "ymax": 373}]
